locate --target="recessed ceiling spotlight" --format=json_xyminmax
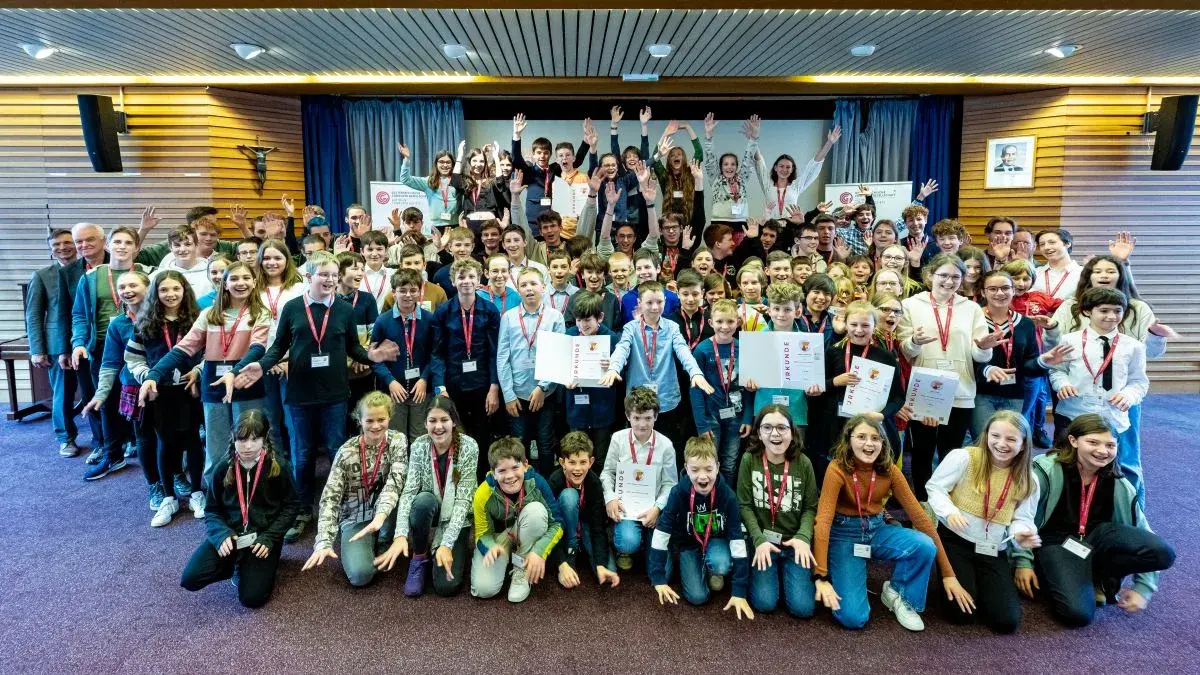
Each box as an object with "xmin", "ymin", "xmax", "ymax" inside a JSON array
[
  {"xmin": 443, "ymin": 43, "xmax": 469, "ymax": 59},
  {"xmin": 1045, "ymin": 44, "xmax": 1080, "ymax": 58},
  {"xmin": 647, "ymin": 43, "xmax": 672, "ymax": 58},
  {"xmin": 21, "ymin": 43, "xmax": 58, "ymax": 60},
  {"xmin": 849, "ymin": 44, "xmax": 876, "ymax": 57},
  {"xmin": 231, "ymin": 43, "xmax": 266, "ymax": 60}
]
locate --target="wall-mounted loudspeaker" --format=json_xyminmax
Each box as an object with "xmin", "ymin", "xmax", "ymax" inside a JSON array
[
  {"xmin": 1151, "ymin": 95, "xmax": 1198, "ymax": 171},
  {"xmin": 77, "ymin": 94, "xmax": 123, "ymax": 172}
]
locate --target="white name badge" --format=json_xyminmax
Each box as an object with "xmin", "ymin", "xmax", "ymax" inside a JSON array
[
  {"xmin": 1063, "ymin": 537, "xmax": 1092, "ymax": 559},
  {"xmin": 311, "ymin": 354, "xmax": 330, "ymax": 368},
  {"xmin": 975, "ymin": 541, "xmax": 999, "ymax": 557},
  {"xmin": 934, "ymin": 359, "xmax": 955, "ymax": 371},
  {"xmin": 644, "ymin": 383, "xmax": 657, "ymax": 393},
  {"xmin": 236, "ymin": 532, "xmax": 258, "ymax": 549},
  {"xmin": 540, "ymin": 198, "xmax": 552, "ymax": 206},
  {"xmin": 404, "ymin": 367, "xmax": 421, "ymax": 380},
  {"xmin": 763, "ymin": 529, "xmax": 783, "ymax": 545},
  {"xmin": 511, "ymin": 552, "xmax": 527, "ymax": 569},
  {"xmin": 772, "ymin": 395, "xmax": 790, "ymax": 406},
  {"xmin": 853, "ymin": 543, "xmax": 872, "ymax": 559},
  {"xmin": 462, "ymin": 360, "xmax": 478, "ymax": 373},
  {"xmin": 731, "ymin": 202, "xmax": 748, "ymax": 219},
  {"xmin": 718, "ymin": 407, "xmax": 736, "ymax": 420},
  {"xmin": 421, "ymin": 300, "xmax": 433, "ymax": 312},
  {"xmin": 215, "ymin": 365, "xmax": 232, "ymax": 377},
  {"xmin": 439, "ymin": 212, "xmax": 452, "ymax": 220},
  {"xmin": 1000, "ymin": 373, "xmax": 1016, "ymax": 386},
  {"xmin": 672, "ymin": 191, "xmax": 684, "ymax": 199},
  {"xmin": 574, "ymin": 394, "xmax": 590, "ymax": 405}
]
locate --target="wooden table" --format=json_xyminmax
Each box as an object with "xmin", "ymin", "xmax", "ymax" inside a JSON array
[{"xmin": 0, "ymin": 335, "xmax": 55, "ymax": 421}]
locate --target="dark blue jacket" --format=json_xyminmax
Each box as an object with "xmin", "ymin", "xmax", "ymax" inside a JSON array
[
  {"xmin": 689, "ymin": 338, "xmax": 744, "ymax": 435},
  {"xmin": 649, "ymin": 473, "xmax": 750, "ymax": 599},
  {"xmin": 431, "ymin": 295, "xmax": 501, "ymax": 393},
  {"xmin": 370, "ymin": 306, "xmax": 437, "ymax": 389},
  {"xmin": 563, "ymin": 324, "xmax": 617, "ymax": 430}
]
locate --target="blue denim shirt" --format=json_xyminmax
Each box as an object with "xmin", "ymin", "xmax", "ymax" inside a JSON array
[
  {"xmin": 608, "ymin": 317, "xmax": 703, "ymax": 413},
  {"xmin": 431, "ymin": 295, "xmax": 501, "ymax": 393},
  {"xmin": 497, "ymin": 302, "xmax": 564, "ymax": 403},
  {"xmin": 370, "ymin": 306, "xmax": 436, "ymax": 389}
]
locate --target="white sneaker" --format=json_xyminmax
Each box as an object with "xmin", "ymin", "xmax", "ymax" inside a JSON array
[
  {"xmin": 151, "ymin": 497, "xmax": 179, "ymax": 527},
  {"xmin": 508, "ymin": 563, "xmax": 531, "ymax": 603},
  {"xmin": 189, "ymin": 491, "xmax": 206, "ymax": 519},
  {"xmin": 881, "ymin": 581, "xmax": 925, "ymax": 631}
]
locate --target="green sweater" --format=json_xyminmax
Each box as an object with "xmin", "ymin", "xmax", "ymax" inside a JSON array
[
  {"xmin": 736, "ymin": 451, "xmax": 818, "ymax": 549},
  {"xmin": 1012, "ymin": 453, "xmax": 1161, "ymax": 600}
]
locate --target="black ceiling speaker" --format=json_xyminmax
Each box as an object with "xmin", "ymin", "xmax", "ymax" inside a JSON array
[
  {"xmin": 1151, "ymin": 95, "xmax": 1198, "ymax": 171},
  {"xmin": 77, "ymin": 94, "xmax": 123, "ymax": 172}
]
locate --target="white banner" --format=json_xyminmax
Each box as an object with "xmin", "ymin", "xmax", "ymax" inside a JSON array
[
  {"xmin": 369, "ymin": 182, "xmax": 432, "ymax": 236},
  {"xmin": 824, "ymin": 181, "xmax": 913, "ymax": 223}
]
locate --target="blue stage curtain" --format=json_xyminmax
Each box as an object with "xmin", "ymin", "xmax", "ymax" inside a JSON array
[
  {"xmin": 301, "ymin": 96, "xmax": 357, "ymax": 233},
  {"xmin": 829, "ymin": 98, "xmax": 917, "ymax": 184},
  {"xmin": 909, "ymin": 95, "xmax": 962, "ymax": 231}
]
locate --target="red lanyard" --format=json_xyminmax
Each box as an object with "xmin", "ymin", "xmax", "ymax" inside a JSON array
[
  {"xmin": 219, "ymin": 306, "xmax": 248, "ymax": 358},
  {"xmin": 303, "ymin": 297, "xmax": 332, "ymax": 352},
  {"xmin": 471, "ymin": 184, "xmax": 481, "ymax": 206},
  {"xmin": 543, "ymin": 171, "xmax": 551, "ymax": 197},
  {"xmin": 762, "ymin": 453, "xmax": 789, "ymax": 526},
  {"xmin": 1044, "ymin": 267, "xmax": 1071, "ymax": 298},
  {"xmin": 930, "ymin": 292, "xmax": 953, "ymax": 353},
  {"xmin": 549, "ymin": 291, "xmax": 568, "ymax": 312},
  {"xmin": 503, "ymin": 483, "xmax": 526, "ymax": 525},
  {"xmin": 460, "ymin": 302, "xmax": 475, "ymax": 358},
  {"xmin": 712, "ymin": 338, "xmax": 736, "ymax": 395},
  {"xmin": 264, "ymin": 287, "xmax": 283, "ymax": 319},
  {"xmin": 741, "ymin": 303, "xmax": 761, "ymax": 331},
  {"xmin": 682, "ymin": 311, "xmax": 706, "ymax": 349},
  {"xmin": 234, "ymin": 453, "xmax": 266, "ymax": 531},
  {"xmin": 1078, "ymin": 474, "xmax": 1099, "ymax": 537},
  {"xmin": 162, "ymin": 324, "xmax": 177, "ymax": 350},
  {"xmin": 689, "ymin": 487, "xmax": 714, "ymax": 552},
  {"xmin": 489, "ymin": 287, "xmax": 508, "ymax": 309},
  {"xmin": 729, "ymin": 176, "xmax": 741, "ymax": 202},
  {"xmin": 359, "ymin": 435, "xmax": 388, "ymax": 496},
  {"xmin": 981, "ymin": 470, "xmax": 1014, "ymax": 536},
  {"xmin": 362, "ymin": 271, "xmax": 386, "ymax": 303},
  {"xmin": 347, "ymin": 291, "xmax": 359, "ymax": 309},
  {"xmin": 989, "ymin": 311, "xmax": 1015, "ymax": 367},
  {"xmin": 801, "ymin": 312, "xmax": 828, "ymax": 335},
  {"xmin": 844, "ymin": 340, "xmax": 871, "ymax": 374},
  {"xmin": 105, "ymin": 265, "xmax": 121, "ymax": 308},
  {"xmin": 518, "ymin": 306, "xmax": 545, "ymax": 350},
  {"xmin": 639, "ymin": 320, "xmax": 658, "ymax": 371},
  {"xmin": 403, "ymin": 313, "xmax": 418, "ymax": 368},
  {"xmin": 665, "ymin": 248, "xmax": 679, "ymax": 274},
  {"xmin": 431, "ymin": 444, "xmax": 454, "ymax": 495},
  {"xmin": 851, "ymin": 470, "xmax": 877, "ymax": 536},
  {"xmin": 441, "ymin": 180, "xmax": 450, "ymax": 209},
  {"xmin": 629, "ymin": 431, "xmax": 655, "ymax": 465},
  {"xmin": 1081, "ymin": 329, "xmax": 1119, "ymax": 385},
  {"xmin": 776, "ymin": 187, "xmax": 786, "ymax": 216}
]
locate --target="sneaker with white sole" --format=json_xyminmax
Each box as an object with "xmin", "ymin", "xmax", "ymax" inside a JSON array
[
  {"xmin": 84, "ymin": 457, "xmax": 127, "ymax": 481},
  {"xmin": 881, "ymin": 581, "xmax": 925, "ymax": 631},
  {"xmin": 151, "ymin": 496, "xmax": 179, "ymax": 527},
  {"xmin": 59, "ymin": 441, "xmax": 80, "ymax": 457},
  {"xmin": 148, "ymin": 483, "xmax": 166, "ymax": 511},
  {"xmin": 616, "ymin": 554, "xmax": 633, "ymax": 570},
  {"xmin": 508, "ymin": 564, "xmax": 531, "ymax": 603},
  {"xmin": 85, "ymin": 446, "xmax": 105, "ymax": 465},
  {"xmin": 189, "ymin": 491, "xmax": 206, "ymax": 519},
  {"xmin": 708, "ymin": 574, "xmax": 725, "ymax": 591}
]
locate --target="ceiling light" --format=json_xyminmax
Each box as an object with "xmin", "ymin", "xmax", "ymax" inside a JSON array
[
  {"xmin": 21, "ymin": 43, "xmax": 58, "ymax": 59},
  {"xmin": 443, "ymin": 43, "xmax": 468, "ymax": 59},
  {"xmin": 231, "ymin": 43, "xmax": 266, "ymax": 61},
  {"xmin": 1045, "ymin": 44, "xmax": 1080, "ymax": 58},
  {"xmin": 849, "ymin": 44, "xmax": 876, "ymax": 57},
  {"xmin": 647, "ymin": 44, "xmax": 672, "ymax": 58}
]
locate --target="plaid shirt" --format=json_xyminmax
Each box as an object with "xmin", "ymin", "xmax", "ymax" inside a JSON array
[{"xmin": 835, "ymin": 224, "xmax": 872, "ymax": 256}]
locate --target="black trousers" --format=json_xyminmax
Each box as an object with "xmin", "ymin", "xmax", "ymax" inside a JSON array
[
  {"xmin": 586, "ymin": 425, "xmax": 614, "ymax": 474},
  {"xmin": 136, "ymin": 392, "xmax": 204, "ymax": 497},
  {"xmin": 446, "ymin": 385, "xmax": 501, "ymax": 482},
  {"xmin": 654, "ymin": 403, "xmax": 691, "ymax": 468},
  {"xmin": 939, "ymin": 526, "xmax": 1022, "ymax": 634},
  {"xmin": 180, "ymin": 538, "xmax": 283, "ymax": 608},
  {"xmin": 1038, "ymin": 522, "xmax": 1175, "ymax": 627},
  {"xmin": 907, "ymin": 406, "xmax": 972, "ymax": 501},
  {"xmin": 407, "ymin": 491, "xmax": 472, "ymax": 597}
]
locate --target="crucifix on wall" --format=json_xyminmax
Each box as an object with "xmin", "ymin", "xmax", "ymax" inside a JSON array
[{"xmin": 238, "ymin": 136, "xmax": 278, "ymax": 192}]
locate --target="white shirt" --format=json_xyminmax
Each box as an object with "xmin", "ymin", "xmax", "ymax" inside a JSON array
[
  {"xmin": 1049, "ymin": 327, "xmax": 1148, "ymax": 432},
  {"xmin": 152, "ymin": 259, "xmax": 213, "ymax": 298},
  {"xmin": 260, "ymin": 282, "xmax": 306, "ymax": 346},
  {"xmin": 926, "ymin": 447, "xmax": 1039, "ymax": 550},
  {"xmin": 359, "ymin": 266, "xmax": 395, "ymax": 313},
  {"xmin": 600, "ymin": 429, "xmax": 677, "ymax": 510},
  {"xmin": 1031, "ymin": 259, "xmax": 1082, "ymax": 301}
]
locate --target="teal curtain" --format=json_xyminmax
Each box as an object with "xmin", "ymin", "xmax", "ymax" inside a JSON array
[{"xmin": 829, "ymin": 98, "xmax": 918, "ymax": 184}]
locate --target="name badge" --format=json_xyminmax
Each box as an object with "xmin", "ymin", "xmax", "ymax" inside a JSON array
[
  {"xmin": 1063, "ymin": 537, "xmax": 1092, "ymax": 559},
  {"xmin": 404, "ymin": 367, "xmax": 421, "ymax": 380},
  {"xmin": 934, "ymin": 359, "xmax": 955, "ymax": 371},
  {"xmin": 511, "ymin": 552, "xmax": 527, "ymax": 569},
  {"xmin": 462, "ymin": 360, "xmax": 478, "ymax": 373},
  {"xmin": 540, "ymin": 198, "xmax": 552, "ymax": 206},
  {"xmin": 236, "ymin": 532, "xmax": 258, "ymax": 550},
  {"xmin": 763, "ymin": 529, "xmax": 783, "ymax": 545},
  {"xmin": 215, "ymin": 365, "xmax": 232, "ymax": 377},
  {"xmin": 772, "ymin": 395, "xmax": 790, "ymax": 406},
  {"xmin": 853, "ymin": 543, "xmax": 872, "ymax": 559},
  {"xmin": 439, "ymin": 212, "xmax": 451, "ymax": 220},
  {"xmin": 1000, "ymin": 373, "xmax": 1016, "ymax": 386},
  {"xmin": 672, "ymin": 190, "xmax": 684, "ymax": 199},
  {"xmin": 311, "ymin": 354, "xmax": 330, "ymax": 368},
  {"xmin": 644, "ymin": 382, "xmax": 657, "ymax": 393},
  {"xmin": 574, "ymin": 394, "xmax": 590, "ymax": 405},
  {"xmin": 421, "ymin": 300, "xmax": 432, "ymax": 312},
  {"xmin": 975, "ymin": 541, "xmax": 999, "ymax": 557},
  {"xmin": 718, "ymin": 407, "xmax": 736, "ymax": 420},
  {"xmin": 731, "ymin": 202, "xmax": 748, "ymax": 218}
]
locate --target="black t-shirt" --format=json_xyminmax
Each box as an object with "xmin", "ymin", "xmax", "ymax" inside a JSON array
[{"xmin": 1043, "ymin": 464, "xmax": 1116, "ymax": 542}]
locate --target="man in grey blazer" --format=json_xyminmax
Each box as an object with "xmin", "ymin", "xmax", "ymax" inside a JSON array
[{"xmin": 26, "ymin": 229, "xmax": 81, "ymax": 456}]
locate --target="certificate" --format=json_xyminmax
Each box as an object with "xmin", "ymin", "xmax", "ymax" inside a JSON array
[
  {"xmin": 738, "ymin": 332, "xmax": 825, "ymax": 390},
  {"xmin": 615, "ymin": 461, "xmax": 658, "ymax": 520},
  {"xmin": 534, "ymin": 332, "xmax": 610, "ymax": 387},
  {"xmin": 551, "ymin": 178, "xmax": 591, "ymax": 218},
  {"xmin": 840, "ymin": 357, "xmax": 895, "ymax": 417},
  {"xmin": 904, "ymin": 367, "xmax": 960, "ymax": 425}
]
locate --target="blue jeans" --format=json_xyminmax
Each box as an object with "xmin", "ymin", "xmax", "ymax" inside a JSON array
[
  {"xmin": 202, "ymin": 399, "xmax": 266, "ymax": 489},
  {"xmin": 614, "ymin": 519, "xmax": 668, "ymax": 576},
  {"xmin": 557, "ymin": 488, "xmax": 614, "ymax": 570},
  {"xmin": 678, "ymin": 540, "xmax": 732, "ymax": 605},
  {"xmin": 1118, "ymin": 403, "xmax": 1145, "ymax": 509},
  {"xmin": 288, "ymin": 402, "xmax": 349, "ymax": 509},
  {"xmin": 748, "ymin": 546, "xmax": 816, "ymax": 618},
  {"xmin": 509, "ymin": 400, "xmax": 557, "ymax": 478},
  {"xmin": 827, "ymin": 513, "xmax": 937, "ymax": 629},
  {"xmin": 1022, "ymin": 375, "xmax": 1049, "ymax": 433},
  {"xmin": 78, "ymin": 353, "xmax": 104, "ymax": 448},
  {"xmin": 339, "ymin": 513, "xmax": 396, "ymax": 587},
  {"xmin": 710, "ymin": 417, "xmax": 743, "ymax": 485},
  {"xmin": 49, "ymin": 360, "xmax": 79, "ymax": 443},
  {"xmin": 262, "ymin": 372, "xmax": 288, "ymax": 458},
  {"xmin": 972, "ymin": 395, "xmax": 1023, "ymax": 440}
]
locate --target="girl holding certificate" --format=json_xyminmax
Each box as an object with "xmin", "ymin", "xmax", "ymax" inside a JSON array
[{"xmin": 898, "ymin": 253, "xmax": 1006, "ymax": 500}]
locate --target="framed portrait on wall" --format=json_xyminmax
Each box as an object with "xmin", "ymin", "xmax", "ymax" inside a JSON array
[{"xmin": 985, "ymin": 135, "xmax": 1036, "ymax": 189}]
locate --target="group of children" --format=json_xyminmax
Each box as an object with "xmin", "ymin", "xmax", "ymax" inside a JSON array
[{"xmin": 25, "ymin": 114, "xmax": 1176, "ymax": 629}]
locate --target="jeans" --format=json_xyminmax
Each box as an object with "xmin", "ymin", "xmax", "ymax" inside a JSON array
[
  {"xmin": 557, "ymin": 488, "xmax": 614, "ymax": 570},
  {"xmin": 407, "ymin": 491, "xmax": 471, "ymax": 596},
  {"xmin": 49, "ymin": 360, "xmax": 79, "ymax": 443},
  {"xmin": 509, "ymin": 399, "xmax": 557, "ymax": 478},
  {"xmin": 826, "ymin": 513, "xmax": 937, "ymax": 629},
  {"xmin": 748, "ymin": 546, "xmax": 816, "ymax": 618},
  {"xmin": 1118, "ymin": 403, "xmax": 1145, "ymax": 509},
  {"xmin": 678, "ymin": 540, "xmax": 732, "ymax": 605},
  {"xmin": 339, "ymin": 513, "xmax": 396, "ymax": 587},
  {"xmin": 1022, "ymin": 375, "xmax": 1049, "ymax": 434},
  {"xmin": 201, "ymin": 399, "xmax": 265, "ymax": 490},
  {"xmin": 710, "ymin": 417, "xmax": 743, "ymax": 486},
  {"xmin": 100, "ymin": 388, "xmax": 132, "ymax": 463},
  {"xmin": 288, "ymin": 401, "xmax": 349, "ymax": 510},
  {"xmin": 972, "ymin": 396, "xmax": 1023, "ymax": 441},
  {"xmin": 1038, "ymin": 522, "xmax": 1175, "ymax": 628},
  {"xmin": 262, "ymin": 372, "xmax": 288, "ymax": 458},
  {"xmin": 471, "ymin": 501, "xmax": 549, "ymax": 599},
  {"xmin": 180, "ymin": 538, "xmax": 282, "ymax": 608},
  {"xmin": 78, "ymin": 353, "xmax": 104, "ymax": 448},
  {"xmin": 390, "ymin": 396, "xmax": 432, "ymax": 445},
  {"xmin": 940, "ymin": 526, "xmax": 1021, "ymax": 634}
]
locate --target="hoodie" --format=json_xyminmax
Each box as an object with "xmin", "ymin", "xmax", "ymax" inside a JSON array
[{"xmin": 649, "ymin": 473, "xmax": 750, "ymax": 599}]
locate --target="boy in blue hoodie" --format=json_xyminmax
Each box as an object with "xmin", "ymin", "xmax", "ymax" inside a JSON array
[
  {"xmin": 564, "ymin": 290, "xmax": 618, "ymax": 469},
  {"xmin": 650, "ymin": 436, "xmax": 754, "ymax": 620}
]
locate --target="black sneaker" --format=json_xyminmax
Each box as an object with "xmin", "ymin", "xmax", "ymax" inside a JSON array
[
  {"xmin": 84, "ymin": 457, "xmax": 128, "ymax": 481},
  {"xmin": 1034, "ymin": 428, "xmax": 1054, "ymax": 449},
  {"xmin": 173, "ymin": 473, "xmax": 192, "ymax": 498},
  {"xmin": 85, "ymin": 446, "xmax": 105, "ymax": 465},
  {"xmin": 148, "ymin": 482, "xmax": 166, "ymax": 511},
  {"xmin": 283, "ymin": 515, "xmax": 311, "ymax": 544}
]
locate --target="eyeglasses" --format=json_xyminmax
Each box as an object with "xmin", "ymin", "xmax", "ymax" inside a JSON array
[
  {"xmin": 933, "ymin": 272, "xmax": 962, "ymax": 282},
  {"xmin": 878, "ymin": 307, "xmax": 904, "ymax": 315},
  {"xmin": 984, "ymin": 285, "xmax": 1014, "ymax": 293},
  {"xmin": 662, "ymin": 225, "xmax": 681, "ymax": 232},
  {"xmin": 759, "ymin": 424, "xmax": 792, "ymax": 435},
  {"xmin": 799, "ymin": 235, "xmax": 819, "ymax": 242},
  {"xmin": 881, "ymin": 254, "xmax": 906, "ymax": 262}
]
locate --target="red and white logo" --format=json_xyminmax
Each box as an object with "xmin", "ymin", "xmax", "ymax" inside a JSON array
[
  {"xmin": 839, "ymin": 191, "xmax": 855, "ymax": 205},
  {"xmin": 375, "ymin": 191, "xmax": 390, "ymax": 205}
]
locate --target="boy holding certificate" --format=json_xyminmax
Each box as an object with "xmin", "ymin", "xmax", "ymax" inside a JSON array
[
  {"xmin": 564, "ymin": 291, "xmax": 618, "ymax": 469},
  {"xmin": 690, "ymin": 299, "xmax": 748, "ymax": 484},
  {"xmin": 742, "ymin": 282, "xmax": 816, "ymax": 434},
  {"xmin": 601, "ymin": 387, "xmax": 679, "ymax": 570}
]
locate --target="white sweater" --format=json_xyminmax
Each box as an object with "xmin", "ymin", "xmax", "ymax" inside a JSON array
[{"xmin": 899, "ymin": 292, "xmax": 994, "ymax": 408}]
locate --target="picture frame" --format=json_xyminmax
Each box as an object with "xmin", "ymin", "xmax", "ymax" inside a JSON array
[{"xmin": 985, "ymin": 135, "xmax": 1036, "ymax": 189}]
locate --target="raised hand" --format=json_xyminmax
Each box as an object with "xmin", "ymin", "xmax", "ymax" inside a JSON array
[
  {"xmin": 140, "ymin": 205, "xmax": 160, "ymax": 232},
  {"xmin": 827, "ymin": 124, "xmax": 842, "ymax": 145},
  {"xmin": 388, "ymin": 207, "xmax": 401, "ymax": 230},
  {"xmin": 640, "ymin": 106, "xmax": 652, "ymax": 125},
  {"xmin": 682, "ymin": 226, "xmax": 695, "ymax": 249},
  {"xmin": 280, "ymin": 194, "xmax": 295, "ymax": 217},
  {"xmin": 857, "ymin": 183, "xmax": 872, "ymax": 198},
  {"xmin": 1108, "ymin": 230, "xmax": 1136, "ymax": 261},
  {"xmin": 610, "ymin": 106, "xmax": 624, "ymax": 125},
  {"xmin": 906, "ymin": 234, "xmax": 928, "ymax": 266},
  {"xmin": 704, "ymin": 112, "xmax": 717, "ymax": 139},
  {"xmin": 582, "ymin": 117, "xmax": 598, "ymax": 147},
  {"xmin": 604, "ymin": 181, "xmax": 622, "ymax": 213},
  {"xmin": 833, "ymin": 236, "xmax": 851, "ymax": 260},
  {"xmin": 303, "ymin": 204, "xmax": 319, "ymax": 225},
  {"xmin": 917, "ymin": 178, "xmax": 940, "ymax": 200},
  {"xmin": 657, "ymin": 134, "xmax": 676, "ymax": 159},
  {"xmin": 512, "ymin": 113, "xmax": 527, "ymax": 138},
  {"xmin": 663, "ymin": 119, "xmax": 680, "ymax": 137},
  {"xmin": 230, "ymin": 203, "xmax": 248, "ymax": 232},
  {"xmin": 509, "ymin": 169, "xmax": 525, "ymax": 196},
  {"xmin": 588, "ymin": 167, "xmax": 605, "ymax": 195},
  {"xmin": 816, "ymin": 200, "xmax": 834, "ymax": 213},
  {"xmin": 397, "ymin": 143, "xmax": 411, "ymax": 160},
  {"xmin": 689, "ymin": 158, "xmax": 704, "ymax": 182}
]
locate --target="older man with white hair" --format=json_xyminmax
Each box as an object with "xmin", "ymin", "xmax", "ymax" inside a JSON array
[{"xmin": 56, "ymin": 222, "xmax": 109, "ymax": 458}]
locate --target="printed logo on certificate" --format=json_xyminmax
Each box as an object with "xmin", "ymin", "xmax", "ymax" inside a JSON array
[{"xmin": 615, "ymin": 461, "xmax": 657, "ymax": 520}]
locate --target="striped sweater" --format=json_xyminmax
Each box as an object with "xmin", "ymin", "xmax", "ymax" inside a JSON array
[
  {"xmin": 314, "ymin": 430, "xmax": 409, "ymax": 551},
  {"xmin": 148, "ymin": 306, "xmax": 269, "ymax": 403}
]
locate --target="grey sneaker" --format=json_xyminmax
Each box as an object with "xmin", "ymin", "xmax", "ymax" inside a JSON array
[
  {"xmin": 148, "ymin": 482, "xmax": 166, "ymax": 511},
  {"xmin": 59, "ymin": 440, "xmax": 80, "ymax": 457},
  {"xmin": 189, "ymin": 491, "xmax": 206, "ymax": 519},
  {"xmin": 151, "ymin": 496, "xmax": 179, "ymax": 527},
  {"xmin": 284, "ymin": 515, "xmax": 312, "ymax": 544},
  {"xmin": 507, "ymin": 563, "xmax": 531, "ymax": 603},
  {"xmin": 708, "ymin": 574, "xmax": 725, "ymax": 591},
  {"xmin": 881, "ymin": 581, "xmax": 925, "ymax": 631}
]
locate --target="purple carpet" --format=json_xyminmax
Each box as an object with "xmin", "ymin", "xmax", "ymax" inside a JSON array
[{"xmin": 1, "ymin": 395, "xmax": 1196, "ymax": 673}]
